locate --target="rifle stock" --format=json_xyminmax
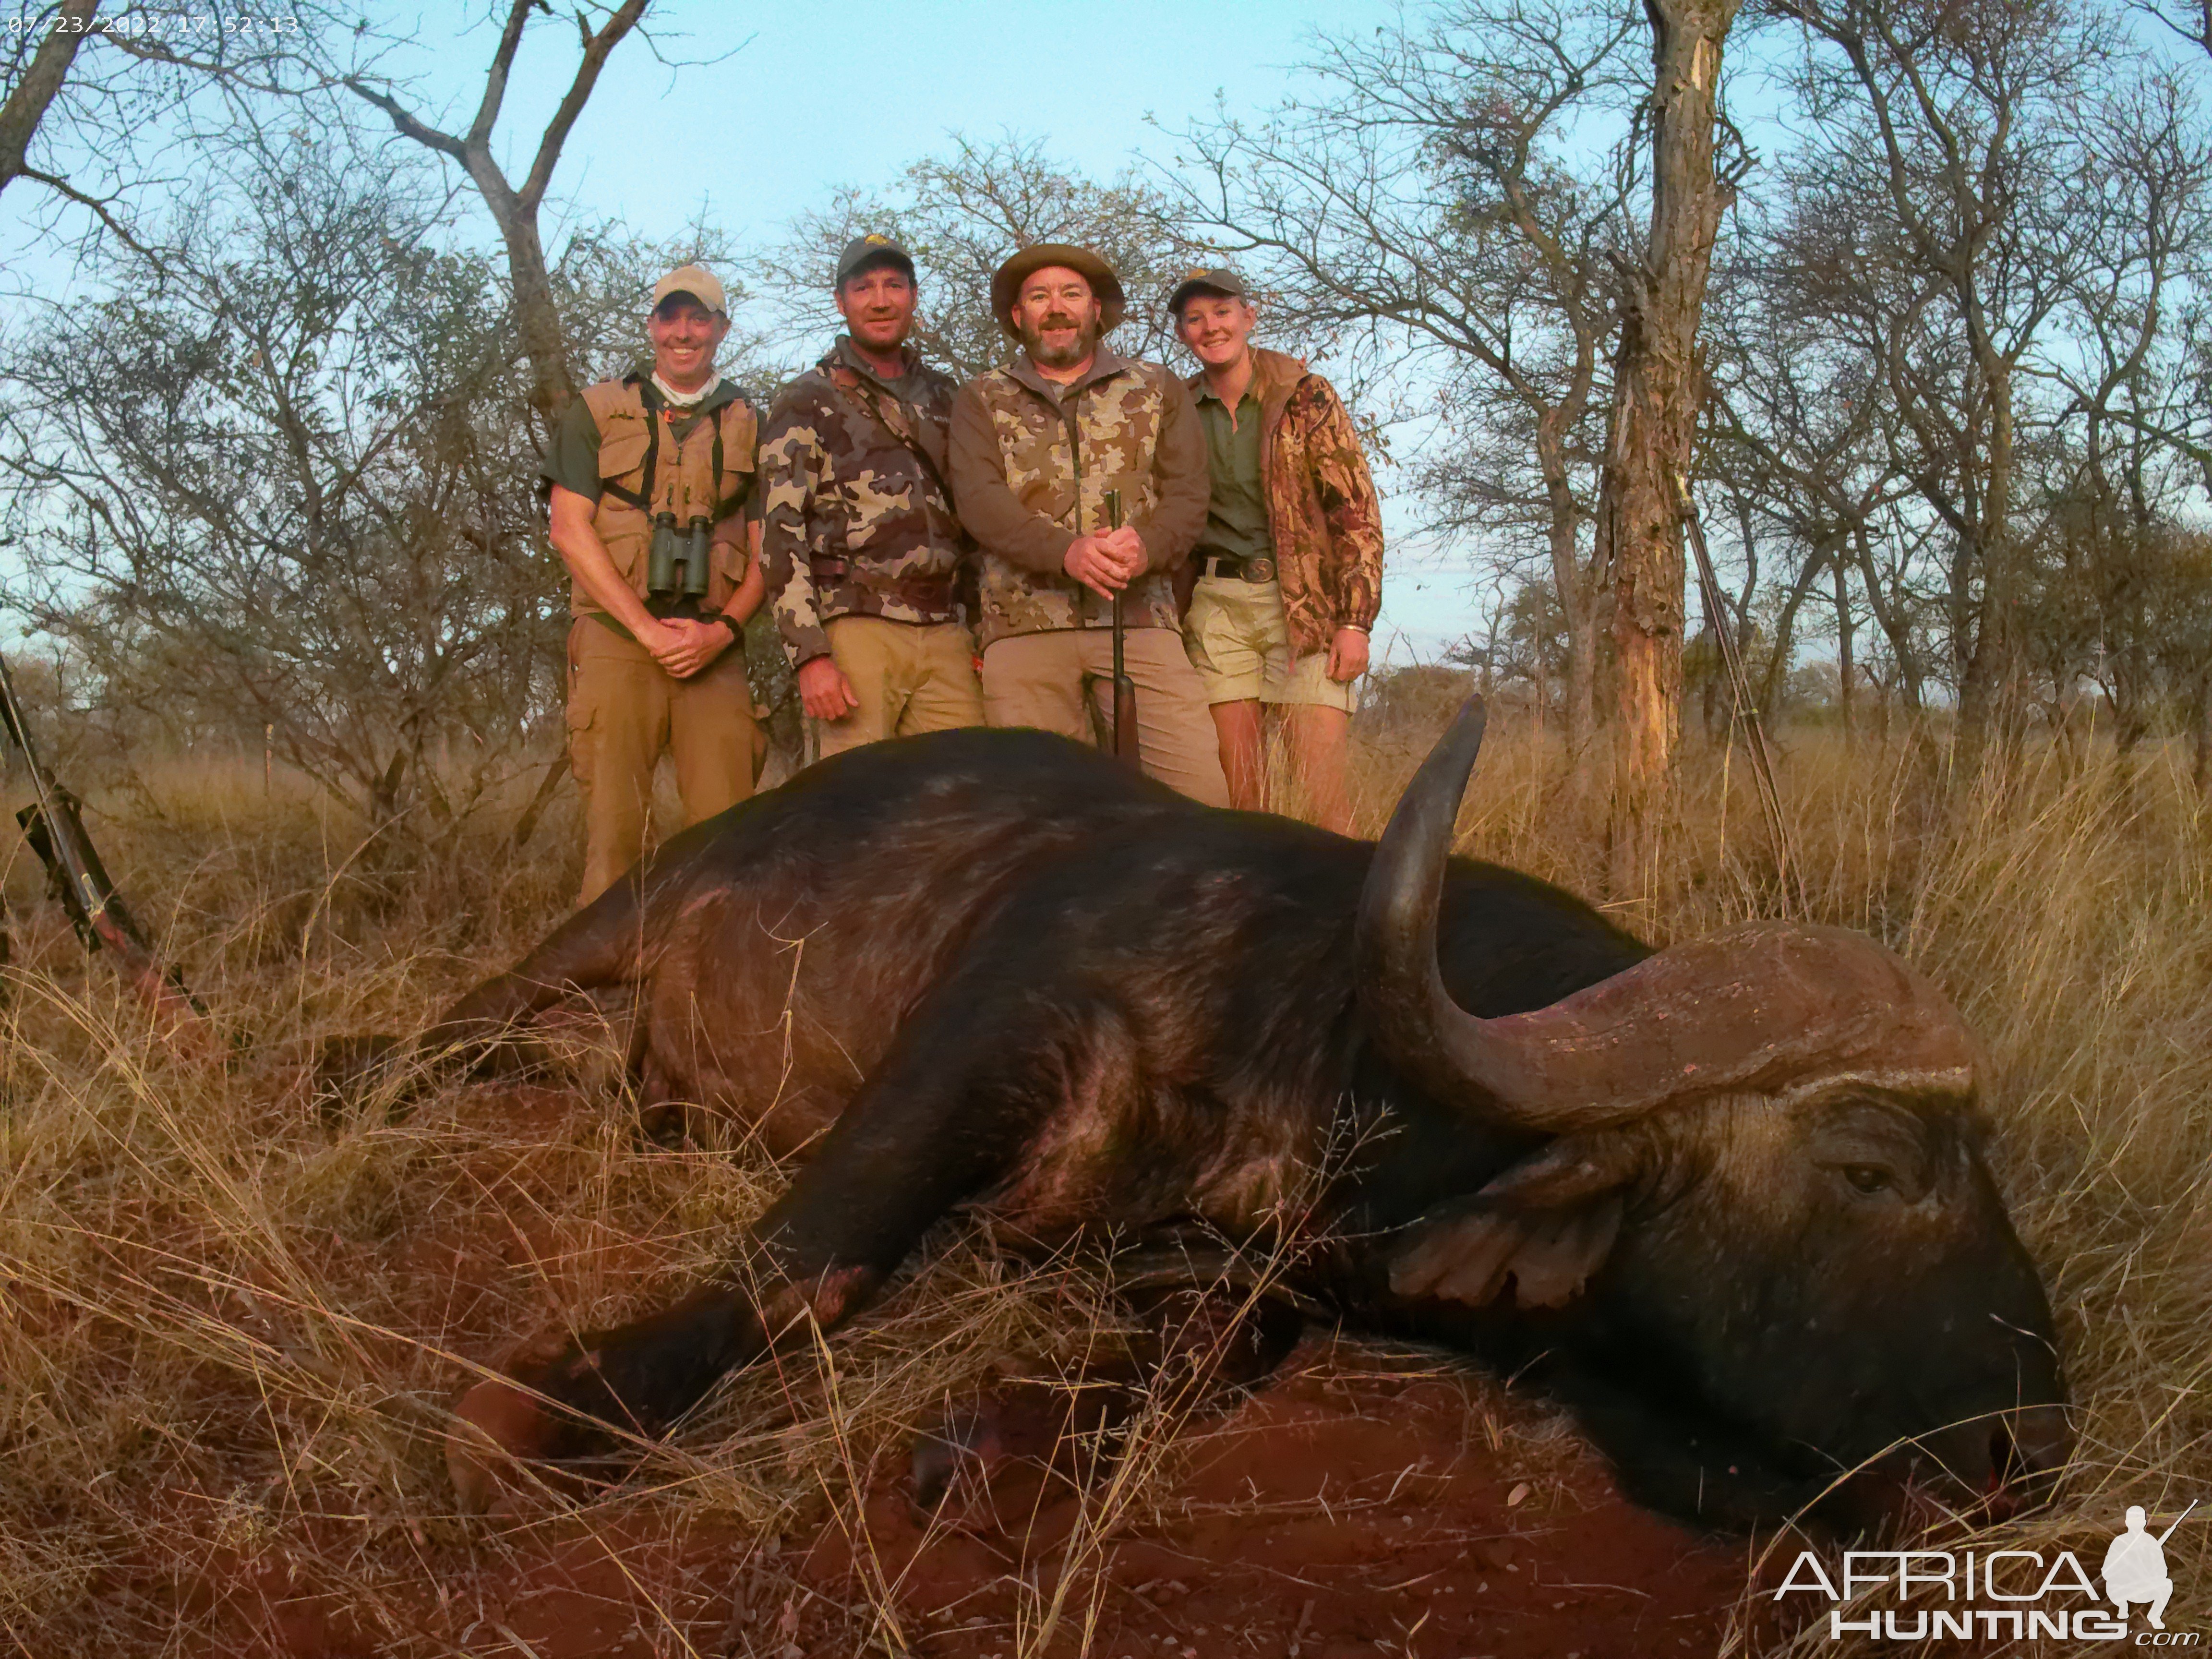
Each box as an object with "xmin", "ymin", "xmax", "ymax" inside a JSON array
[{"xmin": 1104, "ymin": 489, "xmax": 1141, "ymax": 770}]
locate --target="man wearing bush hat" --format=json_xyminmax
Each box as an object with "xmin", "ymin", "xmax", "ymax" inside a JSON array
[
  {"xmin": 760, "ymin": 233, "xmax": 983, "ymax": 761},
  {"xmin": 544, "ymin": 262, "xmax": 765, "ymax": 907},
  {"xmin": 946, "ymin": 243, "xmax": 1227, "ymax": 804}
]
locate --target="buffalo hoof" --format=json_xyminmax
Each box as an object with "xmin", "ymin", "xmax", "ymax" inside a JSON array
[
  {"xmin": 910, "ymin": 1400, "xmax": 1012, "ymax": 1514},
  {"xmin": 445, "ymin": 1339, "xmax": 621, "ymax": 1515},
  {"xmin": 311, "ymin": 1034, "xmax": 414, "ymax": 1121},
  {"xmin": 448, "ymin": 1374, "xmax": 564, "ymax": 1515},
  {"xmin": 910, "ymin": 1381, "xmax": 1133, "ymax": 1531}
]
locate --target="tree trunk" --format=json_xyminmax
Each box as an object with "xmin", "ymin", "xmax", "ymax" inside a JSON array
[
  {"xmin": 0, "ymin": 0, "xmax": 99, "ymax": 198},
  {"xmin": 1955, "ymin": 364, "xmax": 2017, "ymax": 746},
  {"xmin": 1833, "ymin": 553, "xmax": 1853, "ymax": 739},
  {"xmin": 1599, "ymin": 0, "xmax": 1741, "ymax": 860},
  {"xmin": 1852, "ymin": 527, "xmax": 1922, "ymax": 714},
  {"xmin": 460, "ymin": 159, "xmax": 577, "ymax": 428},
  {"xmin": 1758, "ymin": 551, "xmax": 1827, "ymax": 721},
  {"xmin": 1538, "ymin": 431, "xmax": 1599, "ymax": 759}
]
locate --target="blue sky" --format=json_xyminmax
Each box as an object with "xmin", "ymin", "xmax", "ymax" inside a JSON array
[{"xmin": 380, "ymin": 0, "xmax": 1484, "ymax": 661}]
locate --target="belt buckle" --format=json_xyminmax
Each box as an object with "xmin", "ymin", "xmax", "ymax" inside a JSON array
[{"xmin": 1246, "ymin": 557, "xmax": 1276, "ymax": 582}]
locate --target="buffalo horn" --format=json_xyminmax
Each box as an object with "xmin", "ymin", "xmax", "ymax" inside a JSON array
[{"xmin": 1353, "ymin": 697, "xmax": 1981, "ymax": 1132}]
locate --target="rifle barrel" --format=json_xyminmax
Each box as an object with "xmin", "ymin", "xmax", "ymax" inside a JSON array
[
  {"xmin": 2158, "ymin": 1499, "xmax": 2198, "ymax": 1545},
  {"xmin": 0, "ymin": 648, "xmax": 98, "ymax": 921}
]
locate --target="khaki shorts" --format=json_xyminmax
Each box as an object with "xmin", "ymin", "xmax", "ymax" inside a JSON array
[{"xmin": 1183, "ymin": 576, "xmax": 1357, "ymax": 712}]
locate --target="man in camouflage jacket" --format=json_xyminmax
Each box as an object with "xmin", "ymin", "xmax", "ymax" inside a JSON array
[
  {"xmin": 759, "ymin": 235, "xmax": 983, "ymax": 759},
  {"xmin": 1172, "ymin": 268, "xmax": 1385, "ymax": 833},
  {"xmin": 947, "ymin": 244, "xmax": 1228, "ymax": 805}
]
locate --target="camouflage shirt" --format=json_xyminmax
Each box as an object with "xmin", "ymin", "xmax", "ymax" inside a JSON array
[
  {"xmin": 759, "ymin": 336, "xmax": 966, "ymax": 668},
  {"xmin": 1189, "ymin": 347, "xmax": 1386, "ymax": 654},
  {"xmin": 947, "ymin": 346, "xmax": 1207, "ymax": 650}
]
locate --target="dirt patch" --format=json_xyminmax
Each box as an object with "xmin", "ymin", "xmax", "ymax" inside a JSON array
[
  {"xmin": 174, "ymin": 1338, "xmax": 1775, "ymax": 1659},
  {"xmin": 124, "ymin": 1083, "xmax": 1779, "ymax": 1659},
  {"xmin": 787, "ymin": 1338, "xmax": 1769, "ymax": 1659}
]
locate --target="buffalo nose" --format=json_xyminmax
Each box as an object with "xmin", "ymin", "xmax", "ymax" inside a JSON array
[{"xmin": 1997, "ymin": 1403, "xmax": 2074, "ymax": 1487}]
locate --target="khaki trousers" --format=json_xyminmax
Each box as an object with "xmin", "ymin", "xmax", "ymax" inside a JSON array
[
  {"xmin": 813, "ymin": 615, "xmax": 986, "ymax": 761},
  {"xmin": 567, "ymin": 618, "xmax": 757, "ymax": 907},
  {"xmin": 980, "ymin": 627, "xmax": 1231, "ymax": 807}
]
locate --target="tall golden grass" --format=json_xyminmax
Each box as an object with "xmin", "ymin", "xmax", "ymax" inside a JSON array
[{"xmin": 0, "ymin": 696, "xmax": 2205, "ymax": 1656}]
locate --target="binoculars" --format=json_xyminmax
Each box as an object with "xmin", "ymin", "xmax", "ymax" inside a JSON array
[{"xmin": 647, "ymin": 513, "xmax": 713, "ymax": 600}]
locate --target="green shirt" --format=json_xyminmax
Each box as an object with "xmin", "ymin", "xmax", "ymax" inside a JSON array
[{"xmin": 1192, "ymin": 383, "xmax": 1271, "ymax": 566}]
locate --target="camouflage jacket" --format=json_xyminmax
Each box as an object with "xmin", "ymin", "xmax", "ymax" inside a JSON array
[
  {"xmin": 759, "ymin": 336, "xmax": 967, "ymax": 667},
  {"xmin": 1190, "ymin": 347, "xmax": 1385, "ymax": 654},
  {"xmin": 947, "ymin": 346, "xmax": 1207, "ymax": 650}
]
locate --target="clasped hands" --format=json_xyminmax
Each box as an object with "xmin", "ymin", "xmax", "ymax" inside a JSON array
[
  {"xmin": 1063, "ymin": 526, "xmax": 1147, "ymax": 599},
  {"xmin": 643, "ymin": 616, "xmax": 730, "ymax": 680}
]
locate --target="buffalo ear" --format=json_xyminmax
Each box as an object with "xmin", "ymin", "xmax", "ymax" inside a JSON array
[{"xmin": 1387, "ymin": 1134, "xmax": 1641, "ymax": 1311}]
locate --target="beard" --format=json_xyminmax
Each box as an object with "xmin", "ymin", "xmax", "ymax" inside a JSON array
[{"xmin": 1019, "ymin": 309, "xmax": 1101, "ymax": 370}]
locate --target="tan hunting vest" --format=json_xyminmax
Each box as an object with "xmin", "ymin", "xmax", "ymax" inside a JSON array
[{"xmin": 575, "ymin": 375, "xmax": 757, "ymax": 618}]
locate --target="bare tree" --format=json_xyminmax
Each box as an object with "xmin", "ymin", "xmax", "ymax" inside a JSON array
[
  {"xmin": 1705, "ymin": 183, "xmax": 1926, "ymax": 715},
  {"xmin": 1171, "ymin": 1, "xmax": 1644, "ymax": 757},
  {"xmin": 2041, "ymin": 71, "xmax": 2212, "ymax": 748},
  {"xmin": 341, "ymin": 0, "xmax": 652, "ymax": 429},
  {"xmin": 0, "ymin": 0, "xmax": 343, "ymax": 258},
  {"xmin": 0, "ymin": 137, "xmax": 577, "ymax": 842},
  {"xmin": 2135, "ymin": 0, "xmax": 2212, "ymax": 58},
  {"xmin": 1762, "ymin": 0, "xmax": 2119, "ymax": 748}
]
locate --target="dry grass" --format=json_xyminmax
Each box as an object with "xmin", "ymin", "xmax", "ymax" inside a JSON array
[{"xmin": 0, "ymin": 697, "xmax": 2207, "ymax": 1656}]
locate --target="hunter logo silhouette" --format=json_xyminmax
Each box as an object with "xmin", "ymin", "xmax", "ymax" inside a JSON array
[{"xmin": 2106, "ymin": 1501, "xmax": 2194, "ymax": 1629}]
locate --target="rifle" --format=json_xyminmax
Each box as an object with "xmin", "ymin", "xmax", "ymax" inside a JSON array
[
  {"xmin": 1103, "ymin": 489, "xmax": 1141, "ymax": 770},
  {"xmin": 0, "ymin": 649, "xmax": 209, "ymax": 1035}
]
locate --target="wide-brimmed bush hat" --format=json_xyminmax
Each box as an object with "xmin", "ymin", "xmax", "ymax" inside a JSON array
[{"xmin": 991, "ymin": 244, "xmax": 1126, "ymax": 337}]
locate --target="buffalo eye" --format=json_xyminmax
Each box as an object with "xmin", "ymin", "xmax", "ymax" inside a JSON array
[{"xmin": 1840, "ymin": 1164, "xmax": 1894, "ymax": 1196}]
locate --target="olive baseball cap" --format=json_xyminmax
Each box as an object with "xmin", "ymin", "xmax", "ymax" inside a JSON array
[
  {"xmin": 835, "ymin": 233, "xmax": 917, "ymax": 288},
  {"xmin": 1168, "ymin": 265, "xmax": 1251, "ymax": 315},
  {"xmin": 650, "ymin": 263, "xmax": 728, "ymax": 317},
  {"xmin": 991, "ymin": 244, "xmax": 1127, "ymax": 337}
]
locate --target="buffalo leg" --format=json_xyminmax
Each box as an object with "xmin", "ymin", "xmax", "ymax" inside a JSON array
[
  {"xmin": 446, "ymin": 1017, "xmax": 1069, "ymax": 1511},
  {"xmin": 317, "ymin": 874, "xmax": 650, "ymax": 1109},
  {"xmin": 910, "ymin": 1281, "xmax": 1304, "ymax": 1524}
]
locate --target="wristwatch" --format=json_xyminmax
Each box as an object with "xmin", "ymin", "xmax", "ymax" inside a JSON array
[{"xmin": 714, "ymin": 614, "xmax": 745, "ymax": 645}]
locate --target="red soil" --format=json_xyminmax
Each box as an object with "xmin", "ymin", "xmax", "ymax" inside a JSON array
[
  {"xmin": 785, "ymin": 1340, "xmax": 1768, "ymax": 1659},
  {"xmin": 156, "ymin": 1084, "xmax": 1779, "ymax": 1657},
  {"xmin": 184, "ymin": 1340, "xmax": 1776, "ymax": 1658}
]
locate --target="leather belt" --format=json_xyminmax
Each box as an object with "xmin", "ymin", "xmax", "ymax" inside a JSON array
[{"xmin": 1201, "ymin": 554, "xmax": 1276, "ymax": 582}]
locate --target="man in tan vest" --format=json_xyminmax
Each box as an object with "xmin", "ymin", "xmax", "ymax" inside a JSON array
[{"xmin": 545, "ymin": 264, "xmax": 765, "ymax": 906}]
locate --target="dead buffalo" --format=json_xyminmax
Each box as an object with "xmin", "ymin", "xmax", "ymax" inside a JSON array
[{"xmin": 359, "ymin": 697, "xmax": 2069, "ymax": 1530}]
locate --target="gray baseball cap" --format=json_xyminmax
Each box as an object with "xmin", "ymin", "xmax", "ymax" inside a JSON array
[
  {"xmin": 835, "ymin": 233, "xmax": 917, "ymax": 289},
  {"xmin": 1168, "ymin": 265, "xmax": 1251, "ymax": 314}
]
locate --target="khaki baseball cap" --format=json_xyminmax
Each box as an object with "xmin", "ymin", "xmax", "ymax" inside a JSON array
[
  {"xmin": 650, "ymin": 263, "xmax": 728, "ymax": 317},
  {"xmin": 1169, "ymin": 266, "xmax": 1251, "ymax": 315},
  {"xmin": 835, "ymin": 233, "xmax": 916, "ymax": 288}
]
